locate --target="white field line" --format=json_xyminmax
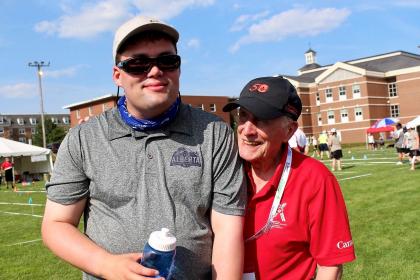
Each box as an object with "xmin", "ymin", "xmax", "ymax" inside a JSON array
[
  {"xmin": 5, "ymin": 239, "xmax": 42, "ymax": 246},
  {"xmin": 339, "ymin": 174, "xmax": 372, "ymax": 181},
  {"xmin": 0, "ymin": 202, "xmax": 43, "ymax": 206},
  {"xmin": 0, "ymin": 211, "xmax": 43, "ymax": 218},
  {"xmin": 343, "ymin": 161, "xmax": 397, "ymax": 164},
  {"xmin": 14, "ymin": 191, "xmax": 46, "ymax": 193}
]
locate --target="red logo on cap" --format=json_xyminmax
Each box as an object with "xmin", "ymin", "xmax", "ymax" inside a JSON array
[{"xmin": 249, "ymin": 83, "xmax": 269, "ymax": 93}]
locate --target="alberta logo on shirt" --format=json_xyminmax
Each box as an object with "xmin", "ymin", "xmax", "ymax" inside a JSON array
[{"xmin": 170, "ymin": 147, "xmax": 202, "ymax": 168}]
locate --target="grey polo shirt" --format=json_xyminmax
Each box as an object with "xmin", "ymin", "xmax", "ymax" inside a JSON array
[{"xmin": 46, "ymin": 103, "xmax": 246, "ymax": 280}]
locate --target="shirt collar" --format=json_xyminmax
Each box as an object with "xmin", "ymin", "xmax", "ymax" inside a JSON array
[{"xmin": 107, "ymin": 103, "xmax": 193, "ymax": 141}]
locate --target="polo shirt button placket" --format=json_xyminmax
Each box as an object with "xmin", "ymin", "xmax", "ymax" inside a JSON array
[{"xmin": 147, "ymin": 153, "xmax": 153, "ymax": 159}]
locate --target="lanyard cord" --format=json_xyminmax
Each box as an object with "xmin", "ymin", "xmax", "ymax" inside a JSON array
[{"xmin": 245, "ymin": 146, "xmax": 293, "ymax": 242}]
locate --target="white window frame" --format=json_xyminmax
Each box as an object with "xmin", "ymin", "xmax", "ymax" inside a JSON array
[
  {"xmin": 317, "ymin": 113, "xmax": 322, "ymax": 126},
  {"xmin": 388, "ymin": 83, "xmax": 397, "ymax": 97},
  {"xmin": 340, "ymin": 109, "xmax": 349, "ymax": 123},
  {"xmin": 339, "ymin": 86, "xmax": 347, "ymax": 101},
  {"xmin": 355, "ymin": 107, "xmax": 363, "ymax": 121},
  {"xmin": 29, "ymin": 117, "xmax": 37, "ymax": 125},
  {"xmin": 352, "ymin": 84, "xmax": 361, "ymax": 99},
  {"xmin": 31, "ymin": 128, "xmax": 36, "ymax": 134},
  {"xmin": 19, "ymin": 137, "xmax": 26, "ymax": 143},
  {"xmin": 197, "ymin": 104, "xmax": 204, "ymax": 110},
  {"xmin": 19, "ymin": 128, "xmax": 25, "ymax": 135},
  {"xmin": 76, "ymin": 110, "xmax": 80, "ymax": 119},
  {"xmin": 102, "ymin": 103, "xmax": 110, "ymax": 112},
  {"xmin": 327, "ymin": 110, "xmax": 335, "ymax": 124},
  {"xmin": 17, "ymin": 118, "xmax": 24, "ymax": 125},
  {"xmin": 0, "ymin": 117, "xmax": 3, "ymax": 124},
  {"xmin": 62, "ymin": 117, "xmax": 70, "ymax": 124},
  {"xmin": 316, "ymin": 92, "xmax": 320, "ymax": 106},
  {"xmin": 51, "ymin": 117, "xmax": 59, "ymax": 124},
  {"xmin": 0, "ymin": 128, "xmax": 4, "ymax": 134},
  {"xmin": 209, "ymin": 104, "xmax": 216, "ymax": 112},
  {"xmin": 88, "ymin": 106, "xmax": 93, "ymax": 116},
  {"xmin": 325, "ymin": 88, "xmax": 333, "ymax": 103},
  {"xmin": 390, "ymin": 105, "xmax": 400, "ymax": 118}
]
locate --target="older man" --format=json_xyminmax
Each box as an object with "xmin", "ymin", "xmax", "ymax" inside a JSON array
[
  {"xmin": 224, "ymin": 76, "xmax": 355, "ymax": 280},
  {"xmin": 42, "ymin": 16, "xmax": 246, "ymax": 280}
]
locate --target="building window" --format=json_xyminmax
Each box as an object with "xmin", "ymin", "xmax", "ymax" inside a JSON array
[
  {"xmin": 31, "ymin": 128, "xmax": 36, "ymax": 134},
  {"xmin": 196, "ymin": 104, "xmax": 204, "ymax": 110},
  {"xmin": 19, "ymin": 128, "xmax": 25, "ymax": 135},
  {"xmin": 340, "ymin": 109, "xmax": 349, "ymax": 123},
  {"xmin": 29, "ymin": 117, "xmax": 37, "ymax": 125},
  {"xmin": 339, "ymin": 86, "xmax": 347, "ymax": 100},
  {"xmin": 355, "ymin": 107, "xmax": 363, "ymax": 121},
  {"xmin": 0, "ymin": 128, "xmax": 3, "ymax": 134},
  {"xmin": 17, "ymin": 118, "xmax": 24, "ymax": 125},
  {"xmin": 62, "ymin": 117, "xmax": 70, "ymax": 124},
  {"xmin": 327, "ymin": 110, "xmax": 335, "ymax": 124},
  {"xmin": 325, "ymin": 88, "xmax": 333, "ymax": 103},
  {"xmin": 317, "ymin": 113, "xmax": 322, "ymax": 126},
  {"xmin": 316, "ymin": 92, "xmax": 320, "ymax": 105},
  {"xmin": 51, "ymin": 117, "xmax": 59, "ymax": 124},
  {"xmin": 0, "ymin": 117, "xmax": 3, "ymax": 124},
  {"xmin": 19, "ymin": 137, "xmax": 26, "ymax": 143},
  {"xmin": 390, "ymin": 105, "xmax": 400, "ymax": 117},
  {"xmin": 209, "ymin": 104, "xmax": 216, "ymax": 112},
  {"xmin": 352, "ymin": 84, "xmax": 361, "ymax": 99},
  {"xmin": 88, "ymin": 106, "xmax": 93, "ymax": 116},
  {"xmin": 388, "ymin": 83, "xmax": 397, "ymax": 97},
  {"xmin": 76, "ymin": 110, "xmax": 80, "ymax": 119}
]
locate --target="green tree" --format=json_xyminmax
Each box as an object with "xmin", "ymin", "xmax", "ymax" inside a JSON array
[{"xmin": 32, "ymin": 118, "xmax": 67, "ymax": 147}]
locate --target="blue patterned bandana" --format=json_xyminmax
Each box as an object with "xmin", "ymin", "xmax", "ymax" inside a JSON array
[{"xmin": 117, "ymin": 95, "xmax": 180, "ymax": 131}]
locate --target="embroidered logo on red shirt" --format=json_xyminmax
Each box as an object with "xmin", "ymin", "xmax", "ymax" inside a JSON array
[{"xmin": 337, "ymin": 240, "xmax": 353, "ymax": 249}]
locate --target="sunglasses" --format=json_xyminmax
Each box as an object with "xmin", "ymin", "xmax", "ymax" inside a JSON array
[{"xmin": 116, "ymin": 54, "xmax": 181, "ymax": 74}]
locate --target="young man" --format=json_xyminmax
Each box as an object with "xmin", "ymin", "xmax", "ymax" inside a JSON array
[
  {"xmin": 224, "ymin": 76, "xmax": 355, "ymax": 280},
  {"xmin": 42, "ymin": 16, "xmax": 246, "ymax": 280}
]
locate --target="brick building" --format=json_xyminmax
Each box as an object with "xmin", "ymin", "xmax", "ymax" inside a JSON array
[
  {"xmin": 0, "ymin": 114, "xmax": 70, "ymax": 144},
  {"xmin": 63, "ymin": 94, "xmax": 232, "ymax": 127},
  {"xmin": 283, "ymin": 49, "xmax": 420, "ymax": 143}
]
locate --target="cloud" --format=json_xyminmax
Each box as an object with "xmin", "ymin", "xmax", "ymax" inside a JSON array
[
  {"xmin": 44, "ymin": 65, "xmax": 89, "ymax": 78},
  {"xmin": 0, "ymin": 83, "xmax": 37, "ymax": 98},
  {"xmin": 230, "ymin": 10, "xmax": 270, "ymax": 32},
  {"xmin": 131, "ymin": 0, "xmax": 214, "ymax": 20},
  {"xmin": 230, "ymin": 8, "xmax": 351, "ymax": 53},
  {"xmin": 34, "ymin": 0, "xmax": 215, "ymax": 39},
  {"xmin": 186, "ymin": 38, "xmax": 200, "ymax": 49},
  {"xmin": 393, "ymin": 0, "xmax": 420, "ymax": 8}
]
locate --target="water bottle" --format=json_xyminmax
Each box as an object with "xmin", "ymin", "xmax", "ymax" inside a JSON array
[{"xmin": 140, "ymin": 228, "xmax": 176, "ymax": 279}]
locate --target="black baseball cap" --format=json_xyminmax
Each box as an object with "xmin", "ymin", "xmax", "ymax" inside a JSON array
[{"xmin": 223, "ymin": 76, "xmax": 302, "ymax": 121}]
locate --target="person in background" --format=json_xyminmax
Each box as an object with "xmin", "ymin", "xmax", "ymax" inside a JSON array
[
  {"xmin": 311, "ymin": 135, "xmax": 320, "ymax": 158},
  {"xmin": 393, "ymin": 123, "xmax": 405, "ymax": 165},
  {"xmin": 328, "ymin": 128, "xmax": 343, "ymax": 171},
  {"xmin": 41, "ymin": 16, "xmax": 246, "ymax": 280},
  {"xmin": 367, "ymin": 133, "xmax": 375, "ymax": 150},
  {"xmin": 407, "ymin": 125, "xmax": 419, "ymax": 171},
  {"xmin": 223, "ymin": 76, "xmax": 355, "ymax": 280},
  {"xmin": 0, "ymin": 157, "xmax": 14, "ymax": 190},
  {"xmin": 318, "ymin": 130, "xmax": 330, "ymax": 160},
  {"xmin": 288, "ymin": 127, "xmax": 309, "ymax": 155}
]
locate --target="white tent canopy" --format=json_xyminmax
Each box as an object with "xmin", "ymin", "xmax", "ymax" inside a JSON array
[
  {"xmin": 406, "ymin": 116, "xmax": 420, "ymax": 129},
  {"xmin": 0, "ymin": 137, "xmax": 53, "ymax": 182}
]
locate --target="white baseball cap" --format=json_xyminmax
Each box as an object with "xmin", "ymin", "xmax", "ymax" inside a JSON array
[
  {"xmin": 330, "ymin": 128, "xmax": 337, "ymax": 133},
  {"xmin": 113, "ymin": 16, "xmax": 179, "ymax": 63}
]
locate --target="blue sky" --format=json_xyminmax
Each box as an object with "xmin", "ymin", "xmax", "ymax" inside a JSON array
[{"xmin": 1, "ymin": 0, "xmax": 420, "ymax": 114}]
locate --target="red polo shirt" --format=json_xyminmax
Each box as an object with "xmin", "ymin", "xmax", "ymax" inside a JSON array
[{"xmin": 244, "ymin": 147, "xmax": 355, "ymax": 280}]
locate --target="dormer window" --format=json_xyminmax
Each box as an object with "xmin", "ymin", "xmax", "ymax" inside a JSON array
[
  {"xmin": 17, "ymin": 118, "xmax": 24, "ymax": 125},
  {"xmin": 29, "ymin": 117, "xmax": 37, "ymax": 125}
]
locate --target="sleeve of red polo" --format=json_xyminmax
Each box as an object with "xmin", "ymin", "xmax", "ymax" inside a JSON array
[{"xmin": 308, "ymin": 173, "xmax": 356, "ymax": 266}]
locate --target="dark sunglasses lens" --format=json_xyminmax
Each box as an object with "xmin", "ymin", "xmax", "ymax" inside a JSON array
[
  {"xmin": 123, "ymin": 58, "xmax": 150, "ymax": 74},
  {"xmin": 157, "ymin": 55, "xmax": 181, "ymax": 70}
]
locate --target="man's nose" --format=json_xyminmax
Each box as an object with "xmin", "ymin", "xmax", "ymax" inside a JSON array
[
  {"xmin": 147, "ymin": 65, "xmax": 163, "ymax": 77},
  {"xmin": 241, "ymin": 120, "xmax": 257, "ymax": 135}
]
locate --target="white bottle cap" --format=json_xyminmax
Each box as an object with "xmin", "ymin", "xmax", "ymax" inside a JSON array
[{"xmin": 148, "ymin": 228, "xmax": 177, "ymax": 252}]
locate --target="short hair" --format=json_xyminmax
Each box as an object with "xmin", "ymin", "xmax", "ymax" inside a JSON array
[{"xmin": 115, "ymin": 30, "xmax": 178, "ymax": 64}]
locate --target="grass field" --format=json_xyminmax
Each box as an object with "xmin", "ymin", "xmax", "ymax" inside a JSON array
[{"xmin": 0, "ymin": 145, "xmax": 419, "ymax": 279}]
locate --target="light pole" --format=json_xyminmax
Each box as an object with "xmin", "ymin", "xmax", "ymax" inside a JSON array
[{"xmin": 28, "ymin": 61, "xmax": 50, "ymax": 148}]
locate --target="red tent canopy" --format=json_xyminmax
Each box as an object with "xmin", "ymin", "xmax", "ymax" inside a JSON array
[{"xmin": 366, "ymin": 126, "xmax": 395, "ymax": 133}]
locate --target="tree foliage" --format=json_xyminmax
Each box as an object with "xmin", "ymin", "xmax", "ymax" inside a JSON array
[{"xmin": 32, "ymin": 118, "xmax": 67, "ymax": 147}]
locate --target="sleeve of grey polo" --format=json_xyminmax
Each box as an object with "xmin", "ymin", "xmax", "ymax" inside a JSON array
[
  {"xmin": 211, "ymin": 122, "xmax": 247, "ymax": 216},
  {"xmin": 46, "ymin": 126, "xmax": 90, "ymax": 204}
]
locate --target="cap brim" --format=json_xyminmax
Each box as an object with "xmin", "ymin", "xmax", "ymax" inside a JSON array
[{"xmin": 223, "ymin": 97, "xmax": 285, "ymax": 120}]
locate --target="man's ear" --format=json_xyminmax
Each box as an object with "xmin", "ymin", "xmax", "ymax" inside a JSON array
[
  {"xmin": 112, "ymin": 66, "xmax": 123, "ymax": 87},
  {"xmin": 288, "ymin": 121, "xmax": 298, "ymax": 139}
]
